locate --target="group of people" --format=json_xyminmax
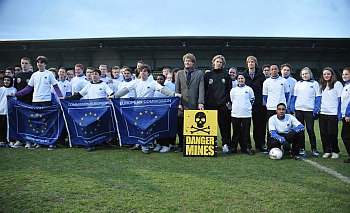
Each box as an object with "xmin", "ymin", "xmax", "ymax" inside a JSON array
[{"xmin": 0, "ymin": 54, "xmax": 349, "ymax": 163}]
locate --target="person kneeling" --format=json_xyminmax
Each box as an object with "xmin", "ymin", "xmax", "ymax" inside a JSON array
[{"xmin": 268, "ymin": 103, "xmax": 305, "ymax": 160}]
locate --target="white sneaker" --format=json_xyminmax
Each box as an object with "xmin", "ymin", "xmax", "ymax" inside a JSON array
[
  {"xmin": 25, "ymin": 142, "xmax": 34, "ymax": 149},
  {"xmin": 33, "ymin": 143, "xmax": 41, "ymax": 149},
  {"xmin": 160, "ymin": 146, "xmax": 170, "ymax": 153},
  {"xmin": 323, "ymin": 153, "xmax": 331, "ymax": 158},
  {"xmin": 11, "ymin": 141, "xmax": 23, "ymax": 148},
  {"xmin": 331, "ymin": 152, "xmax": 339, "ymax": 159},
  {"xmin": 299, "ymin": 149, "xmax": 306, "ymax": 156},
  {"xmin": 222, "ymin": 144, "xmax": 230, "ymax": 153},
  {"xmin": 312, "ymin": 149, "xmax": 320, "ymax": 157},
  {"xmin": 153, "ymin": 144, "xmax": 162, "ymax": 152},
  {"xmin": 48, "ymin": 145, "xmax": 55, "ymax": 151}
]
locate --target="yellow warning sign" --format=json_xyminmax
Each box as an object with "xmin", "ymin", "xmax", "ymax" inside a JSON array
[
  {"xmin": 183, "ymin": 110, "xmax": 218, "ymax": 157},
  {"xmin": 184, "ymin": 110, "xmax": 218, "ymax": 136}
]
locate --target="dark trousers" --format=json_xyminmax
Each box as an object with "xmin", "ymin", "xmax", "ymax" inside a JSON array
[
  {"xmin": 177, "ymin": 117, "xmax": 184, "ymax": 148},
  {"xmin": 0, "ymin": 115, "xmax": 7, "ymax": 142},
  {"xmin": 231, "ymin": 117, "xmax": 251, "ymax": 150},
  {"xmin": 32, "ymin": 101, "xmax": 52, "ymax": 106},
  {"xmin": 252, "ymin": 105, "xmax": 267, "ymax": 149},
  {"xmin": 319, "ymin": 114, "xmax": 339, "ymax": 153},
  {"xmin": 206, "ymin": 105, "xmax": 231, "ymax": 146},
  {"xmin": 266, "ymin": 110, "xmax": 277, "ymax": 141},
  {"xmin": 295, "ymin": 110, "xmax": 317, "ymax": 150},
  {"xmin": 267, "ymin": 132, "xmax": 302, "ymax": 155},
  {"xmin": 341, "ymin": 118, "xmax": 350, "ymax": 156}
]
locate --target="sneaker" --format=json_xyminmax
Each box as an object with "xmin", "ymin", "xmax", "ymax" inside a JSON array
[
  {"xmin": 48, "ymin": 145, "xmax": 55, "ymax": 150},
  {"xmin": 169, "ymin": 144, "xmax": 176, "ymax": 150},
  {"xmin": 331, "ymin": 152, "xmax": 339, "ymax": 159},
  {"xmin": 129, "ymin": 144, "xmax": 140, "ymax": 150},
  {"xmin": 153, "ymin": 144, "xmax": 162, "ymax": 152},
  {"xmin": 344, "ymin": 158, "xmax": 350, "ymax": 163},
  {"xmin": 149, "ymin": 143, "xmax": 155, "ymax": 149},
  {"xmin": 312, "ymin": 149, "xmax": 320, "ymax": 157},
  {"xmin": 299, "ymin": 149, "xmax": 306, "ymax": 156},
  {"xmin": 160, "ymin": 146, "xmax": 170, "ymax": 153},
  {"xmin": 11, "ymin": 141, "xmax": 23, "ymax": 148},
  {"xmin": 141, "ymin": 146, "xmax": 150, "ymax": 154},
  {"xmin": 0, "ymin": 142, "xmax": 6, "ymax": 147},
  {"xmin": 323, "ymin": 153, "xmax": 331, "ymax": 158},
  {"xmin": 222, "ymin": 144, "xmax": 230, "ymax": 153},
  {"xmin": 87, "ymin": 146, "xmax": 95, "ymax": 152},
  {"xmin": 25, "ymin": 142, "xmax": 34, "ymax": 149},
  {"xmin": 33, "ymin": 144, "xmax": 41, "ymax": 149}
]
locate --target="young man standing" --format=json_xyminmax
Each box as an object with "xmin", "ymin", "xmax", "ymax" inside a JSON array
[
  {"xmin": 204, "ymin": 55, "xmax": 232, "ymax": 153},
  {"xmin": 244, "ymin": 56, "xmax": 268, "ymax": 152}
]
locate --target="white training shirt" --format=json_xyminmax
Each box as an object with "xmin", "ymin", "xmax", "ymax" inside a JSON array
[
  {"xmin": 268, "ymin": 114, "xmax": 302, "ymax": 134},
  {"xmin": 294, "ymin": 80, "xmax": 321, "ymax": 111},
  {"xmin": 118, "ymin": 80, "xmax": 135, "ymax": 98},
  {"xmin": 28, "ymin": 70, "xmax": 59, "ymax": 102},
  {"xmin": 0, "ymin": 87, "xmax": 17, "ymax": 115},
  {"xmin": 79, "ymin": 81, "xmax": 113, "ymax": 99},
  {"xmin": 263, "ymin": 76, "xmax": 290, "ymax": 110},
  {"xmin": 56, "ymin": 79, "xmax": 72, "ymax": 98},
  {"xmin": 320, "ymin": 81, "xmax": 343, "ymax": 115},
  {"xmin": 165, "ymin": 81, "xmax": 175, "ymax": 92},
  {"xmin": 285, "ymin": 76, "xmax": 297, "ymax": 108},
  {"xmin": 127, "ymin": 79, "xmax": 163, "ymax": 98},
  {"xmin": 341, "ymin": 82, "xmax": 350, "ymax": 117},
  {"xmin": 230, "ymin": 85, "xmax": 255, "ymax": 118},
  {"xmin": 71, "ymin": 75, "xmax": 87, "ymax": 93}
]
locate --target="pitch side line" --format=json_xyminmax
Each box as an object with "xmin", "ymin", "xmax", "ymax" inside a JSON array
[{"xmin": 302, "ymin": 158, "xmax": 350, "ymax": 184}]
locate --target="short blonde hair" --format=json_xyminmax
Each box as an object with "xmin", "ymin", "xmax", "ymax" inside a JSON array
[{"xmin": 300, "ymin": 67, "xmax": 314, "ymax": 79}]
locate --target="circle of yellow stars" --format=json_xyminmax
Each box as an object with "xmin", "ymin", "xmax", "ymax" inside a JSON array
[
  {"xmin": 28, "ymin": 113, "xmax": 48, "ymax": 134},
  {"xmin": 134, "ymin": 110, "xmax": 158, "ymax": 135},
  {"xmin": 79, "ymin": 112, "xmax": 101, "ymax": 135}
]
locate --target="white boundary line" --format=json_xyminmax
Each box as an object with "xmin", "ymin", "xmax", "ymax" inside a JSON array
[{"xmin": 303, "ymin": 158, "xmax": 350, "ymax": 184}]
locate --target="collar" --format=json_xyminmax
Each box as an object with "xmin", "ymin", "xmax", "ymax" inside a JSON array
[
  {"xmin": 345, "ymin": 82, "xmax": 350, "ymax": 86},
  {"xmin": 300, "ymin": 79, "xmax": 314, "ymax": 82},
  {"xmin": 76, "ymin": 73, "xmax": 85, "ymax": 77},
  {"xmin": 277, "ymin": 115, "xmax": 285, "ymax": 120},
  {"xmin": 124, "ymin": 78, "xmax": 132, "ymax": 82},
  {"xmin": 270, "ymin": 75, "xmax": 280, "ymax": 79},
  {"xmin": 91, "ymin": 80, "xmax": 103, "ymax": 84},
  {"xmin": 237, "ymin": 84, "xmax": 245, "ymax": 87}
]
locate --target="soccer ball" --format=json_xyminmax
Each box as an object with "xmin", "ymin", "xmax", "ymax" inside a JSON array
[{"xmin": 269, "ymin": 148, "xmax": 283, "ymax": 160}]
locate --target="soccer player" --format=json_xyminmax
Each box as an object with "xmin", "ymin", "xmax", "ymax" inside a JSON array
[
  {"xmin": 111, "ymin": 65, "xmax": 181, "ymax": 154},
  {"xmin": 268, "ymin": 103, "xmax": 304, "ymax": 160},
  {"xmin": 290, "ymin": 67, "xmax": 321, "ymax": 157},
  {"xmin": 341, "ymin": 67, "xmax": 350, "ymax": 163},
  {"xmin": 319, "ymin": 67, "xmax": 343, "ymax": 159}
]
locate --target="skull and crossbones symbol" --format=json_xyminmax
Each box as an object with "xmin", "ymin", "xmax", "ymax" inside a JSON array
[{"xmin": 190, "ymin": 112, "xmax": 210, "ymax": 134}]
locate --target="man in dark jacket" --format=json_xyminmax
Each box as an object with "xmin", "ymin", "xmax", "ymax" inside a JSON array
[
  {"xmin": 243, "ymin": 56, "xmax": 267, "ymax": 152},
  {"xmin": 204, "ymin": 55, "xmax": 232, "ymax": 153}
]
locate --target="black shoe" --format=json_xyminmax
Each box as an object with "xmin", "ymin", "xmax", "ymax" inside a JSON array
[
  {"xmin": 257, "ymin": 147, "xmax": 267, "ymax": 152},
  {"xmin": 292, "ymin": 155, "xmax": 302, "ymax": 160},
  {"xmin": 87, "ymin": 146, "xmax": 95, "ymax": 152},
  {"xmin": 344, "ymin": 158, "xmax": 350, "ymax": 163},
  {"xmin": 242, "ymin": 149, "xmax": 254, "ymax": 155},
  {"xmin": 176, "ymin": 147, "xmax": 183, "ymax": 152},
  {"xmin": 231, "ymin": 148, "xmax": 237, "ymax": 153}
]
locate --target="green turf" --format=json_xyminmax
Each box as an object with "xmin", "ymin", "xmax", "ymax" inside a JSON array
[{"xmin": 0, "ymin": 121, "xmax": 349, "ymax": 212}]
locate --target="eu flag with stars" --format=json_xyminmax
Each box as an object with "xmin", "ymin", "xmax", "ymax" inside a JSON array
[
  {"xmin": 7, "ymin": 98, "xmax": 64, "ymax": 145},
  {"xmin": 112, "ymin": 97, "xmax": 179, "ymax": 145},
  {"xmin": 60, "ymin": 99, "xmax": 118, "ymax": 147}
]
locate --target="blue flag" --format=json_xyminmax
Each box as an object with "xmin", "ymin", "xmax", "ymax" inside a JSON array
[
  {"xmin": 112, "ymin": 97, "xmax": 179, "ymax": 145},
  {"xmin": 60, "ymin": 99, "xmax": 118, "ymax": 147},
  {"xmin": 7, "ymin": 98, "xmax": 64, "ymax": 145}
]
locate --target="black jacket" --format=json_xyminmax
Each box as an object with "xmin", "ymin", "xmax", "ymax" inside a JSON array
[
  {"xmin": 204, "ymin": 69, "xmax": 232, "ymax": 107},
  {"xmin": 243, "ymin": 69, "xmax": 265, "ymax": 107}
]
